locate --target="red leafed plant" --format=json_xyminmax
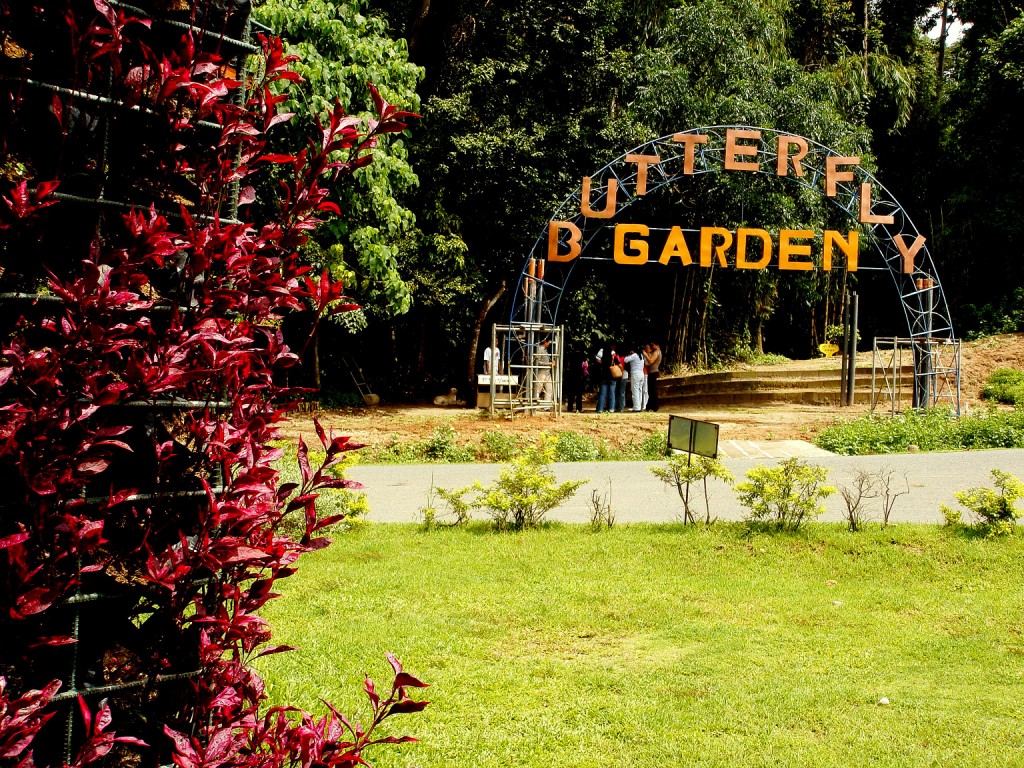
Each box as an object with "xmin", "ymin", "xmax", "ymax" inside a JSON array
[{"xmin": 0, "ymin": 2, "xmax": 423, "ymax": 768}]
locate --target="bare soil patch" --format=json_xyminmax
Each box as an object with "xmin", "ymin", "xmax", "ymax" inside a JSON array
[{"xmin": 281, "ymin": 333, "xmax": 1024, "ymax": 452}]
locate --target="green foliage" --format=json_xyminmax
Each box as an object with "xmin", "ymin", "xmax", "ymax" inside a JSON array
[
  {"xmin": 981, "ymin": 368, "xmax": 1024, "ymax": 406},
  {"xmin": 552, "ymin": 431, "xmax": 605, "ymax": 462},
  {"xmin": 619, "ymin": 429, "xmax": 669, "ymax": 460},
  {"xmin": 942, "ymin": 469, "xmax": 1024, "ymax": 537},
  {"xmin": 254, "ymin": 0, "xmax": 423, "ymax": 318},
  {"xmin": 438, "ymin": 437, "xmax": 585, "ymax": 529},
  {"xmin": 814, "ymin": 408, "xmax": 1024, "ymax": 454},
  {"xmin": 422, "ymin": 424, "xmax": 476, "ymax": 463},
  {"xmin": 650, "ymin": 454, "xmax": 735, "ymax": 524},
  {"xmin": 477, "ymin": 430, "xmax": 527, "ymax": 462},
  {"xmin": 735, "ymin": 459, "xmax": 835, "ymax": 531}
]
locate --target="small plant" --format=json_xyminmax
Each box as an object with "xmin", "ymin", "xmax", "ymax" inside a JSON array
[
  {"xmin": 650, "ymin": 454, "xmax": 734, "ymax": 524},
  {"xmin": 941, "ymin": 469, "xmax": 1024, "ymax": 537},
  {"xmin": 589, "ymin": 482, "xmax": 615, "ymax": 530},
  {"xmin": 478, "ymin": 431, "xmax": 525, "ymax": 462},
  {"xmin": 421, "ymin": 425, "xmax": 475, "ymax": 463},
  {"xmin": 735, "ymin": 459, "xmax": 835, "ymax": 531},
  {"xmin": 438, "ymin": 437, "xmax": 584, "ymax": 530},
  {"xmin": 981, "ymin": 368, "xmax": 1024, "ymax": 406},
  {"xmin": 877, "ymin": 466, "xmax": 910, "ymax": 526},
  {"xmin": 621, "ymin": 429, "xmax": 668, "ymax": 460},
  {"xmin": 553, "ymin": 431, "xmax": 603, "ymax": 462},
  {"xmin": 838, "ymin": 469, "xmax": 877, "ymax": 531}
]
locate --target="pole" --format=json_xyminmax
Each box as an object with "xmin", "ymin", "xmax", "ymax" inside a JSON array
[
  {"xmin": 840, "ymin": 291, "xmax": 850, "ymax": 406},
  {"xmin": 846, "ymin": 291, "xmax": 859, "ymax": 406}
]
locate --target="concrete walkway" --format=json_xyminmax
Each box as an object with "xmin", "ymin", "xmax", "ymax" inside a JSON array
[{"xmin": 348, "ymin": 448, "xmax": 1024, "ymax": 525}]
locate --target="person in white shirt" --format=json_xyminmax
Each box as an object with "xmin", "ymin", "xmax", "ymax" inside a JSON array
[
  {"xmin": 483, "ymin": 344, "xmax": 500, "ymax": 375},
  {"xmin": 623, "ymin": 347, "xmax": 645, "ymax": 411}
]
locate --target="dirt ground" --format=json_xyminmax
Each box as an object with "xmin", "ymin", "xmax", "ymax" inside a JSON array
[{"xmin": 281, "ymin": 333, "xmax": 1024, "ymax": 451}]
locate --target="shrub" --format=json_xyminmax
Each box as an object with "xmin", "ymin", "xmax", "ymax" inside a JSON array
[
  {"xmin": 814, "ymin": 408, "xmax": 1024, "ymax": 454},
  {"xmin": 620, "ymin": 429, "xmax": 669, "ymax": 460},
  {"xmin": 477, "ymin": 430, "xmax": 525, "ymax": 462},
  {"xmin": 735, "ymin": 459, "xmax": 835, "ymax": 531},
  {"xmin": 941, "ymin": 469, "xmax": 1024, "ymax": 537},
  {"xmin": 980, "ymin": 368, "xmax": 1024, "ymax": 406},
  {"xmin": 422, "ymin": 424, "xmax": 475, "ymax": 463},
  {"xmin": 650, "ymin": 455, "xmax": 734, "ymax": 524},
  {"xmin": 438, "ymin": 437, "xmax": 585, "ymax": 529},
  {"xmin": 553, "ymin": 430, "xmax": 603, "ymax": 462},
  {"xmin": 0, "ymin": 5, "xmax": 424, "ymax": 768}
]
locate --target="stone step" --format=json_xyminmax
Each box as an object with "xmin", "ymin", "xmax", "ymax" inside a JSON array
[{"xmin": 660, "ymin": 388, "xmax": 882, "ymax": 407}]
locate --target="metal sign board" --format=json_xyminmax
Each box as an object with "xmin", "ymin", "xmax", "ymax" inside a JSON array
[{"xmin": 667, "ymin": 415, "xmax": 720, "ymax": 459}]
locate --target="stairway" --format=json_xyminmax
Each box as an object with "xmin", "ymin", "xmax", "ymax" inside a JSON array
[{"xmin": 658, "ymin": 358, "xmax": 916, "ymax": 407}]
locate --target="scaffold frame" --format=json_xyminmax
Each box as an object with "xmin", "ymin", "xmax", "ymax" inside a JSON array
[
  {"xmin": 872, "ymin": 336, "xmax": 961, "ymax": 415},
  {"xmin": 486, "ymin": 323, "xmax": 563, "ymax": 417}
]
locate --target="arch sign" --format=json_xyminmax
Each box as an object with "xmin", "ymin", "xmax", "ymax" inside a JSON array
[{"xmin": 513, "ymin": 126, "xmax": 953, "ymax": 346}]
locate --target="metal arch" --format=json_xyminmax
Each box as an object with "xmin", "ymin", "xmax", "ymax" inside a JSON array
[{"xmin": 511, "ymin": 126, "xmax": 955, "ymax": 351}]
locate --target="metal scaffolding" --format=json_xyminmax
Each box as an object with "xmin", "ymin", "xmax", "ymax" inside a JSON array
[
  {"xmin": 486, "ymin": 323, "xmax": 563, "ymax": 416},
  {"xmin": 872, "ymin": 336, "xmax": 961, "ymax": 415}
]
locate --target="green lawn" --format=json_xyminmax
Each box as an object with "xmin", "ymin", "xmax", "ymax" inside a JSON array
[{"xmin": 257, "ymin": 524, "xmax": 1024, "ymax": 767}]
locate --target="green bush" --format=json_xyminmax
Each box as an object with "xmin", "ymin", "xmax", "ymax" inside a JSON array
[
  {"xmin": 815, "ymin": 407, "xmax": 1024, "ymax": 455},
  {"xmin": 553, "ymin": 431, "xmax": 604, "ymax": 462},
  {"xmin": 735, "ymin": 459, "xmax": 835, "ymax": 531},
  {"xmin": 980, "ymin": 368, "xmax": 1024, "ymax": 406},
  {"xmin": 620, "ymin": 429, "xmax": 669, "ymax": 460},
  {"xmin": 650, "ymin": 454, "xmax": 734, "ymax": 524},
  {"xmin": 941, "ymin": 469, "xmax": 1024, "ymax": 537},
  {"xmin": 477, "ymin": 430, "xmax": 526, "ymax": 462},
  {"xmin": 437, "ymin": 436, "xmax": 585, "ymax": 530},
  {"xmin": 422, "ymin": 424, "xmax": 476, "ymax": 463}
]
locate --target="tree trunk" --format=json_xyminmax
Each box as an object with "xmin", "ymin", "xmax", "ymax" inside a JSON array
[{"xmin": 466, "ymin": 279, "xmax": 507, "ymax": 401}]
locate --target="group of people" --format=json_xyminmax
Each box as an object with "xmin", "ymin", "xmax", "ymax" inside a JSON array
[{"xmin": 564, "ymin": 341, "xmax": 661, "ymax": 413}]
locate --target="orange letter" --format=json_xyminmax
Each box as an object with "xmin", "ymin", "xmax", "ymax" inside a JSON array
[
  {"xmin": 659, "ymin": 226, "xmax": 693, "ymax": 265},
  {"xmin": 625, "ymin": 154, "xmax": 661, "ymax": 196},
  {"xmin": 736, "ymin": 228, "xmax": 772, "ymax": 269},
  {"xmin": 776, "ymin": 135, "xmax": 808, "ymax": 178},
  {"xmin": 580, "ymin": 176, "xmax": 618, "ymax": 218},
  {"xmin": 724, "ymin": 128, "xmax": 762, "ymax": 171},
  {"xmin": 547, "ymin": 221, "xmax": 582, "ymax": 262},
  {"xmin": 779, "ymin": 230, "xmax": 814, "ymax": 270},
  {"xmin": 824, "ymin": 230, "xmax": 859, "ymax": 271},
  {"xmin": 858, "ymin": 182, "xmax": 895, "ymax": 225},
  {"xmin": 614, "ymin": 224, "xmax": 649, "ymax": 265},
  {"xmin": 825, "ymin": 155, "xmax": 860, "ymax": 197},
  {"xmin": 894, "ymin": 234, "xmax": 926, "ymax": 274},
  {"xmin": 672, "ymin": 133, "xmax": 710, "ymax": 174},
  {"xmin": 699, "ymin": 227, "xmax": 733, "ymax": 267}
]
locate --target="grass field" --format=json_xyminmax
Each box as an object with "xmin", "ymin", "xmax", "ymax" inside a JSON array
[{"xmin": 257, "ymin": 524, "xmax": 1024, "ymax": 767}]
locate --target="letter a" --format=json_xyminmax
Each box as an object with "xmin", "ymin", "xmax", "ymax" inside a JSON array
[{"xmin": 659, "ymin": 227, "xmax": 693, "ymax": 265}]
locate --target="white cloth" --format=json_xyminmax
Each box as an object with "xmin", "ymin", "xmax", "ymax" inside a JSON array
[{"xmin": 483, "ymin": 345, "xmax": 500, "ymax": 373}]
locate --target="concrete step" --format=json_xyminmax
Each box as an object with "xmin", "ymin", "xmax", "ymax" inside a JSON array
[{"xmin": 656, "ymin": 362, "xmax": 915, "ymax": 407}]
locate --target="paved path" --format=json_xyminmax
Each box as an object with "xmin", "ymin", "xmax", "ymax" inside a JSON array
[{"xmin": 349, "ymin": 448, "xmax": 1024, "ymax": 525}]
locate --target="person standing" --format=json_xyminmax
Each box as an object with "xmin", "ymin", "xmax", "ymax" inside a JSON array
[
  {"xmin": 483, "ymin": 343, "xmax": 500, "ymax": 375},
  {"xmin": 594, "ymin": 342, "xmax": 621, "ymax": 413},
  {"xmin": 564, "ymin": 347, "xmax": 586, "ymax": 413},
  {"xmin": 644, "ymin": 341, "xmax": 662, "ymax": 412},
  {"xmin": 534, "ymin": 338, "xmax": 554, "ymax": 402},
  {"xmin": 623, "ymin": 346, "xmax": 645, "ymax": 411}
]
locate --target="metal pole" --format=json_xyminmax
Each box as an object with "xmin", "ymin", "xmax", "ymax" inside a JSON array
[
  {"xmin": 840, "ymin": 292, "xmax": 850, "ymax": 406},
  {"xmin": 923, "ymin": 279, "xmax": 934, "ymax": 407},
  {"xmin": 846, "ymin": 291, "xmax": 859, "ymax": 406}
]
